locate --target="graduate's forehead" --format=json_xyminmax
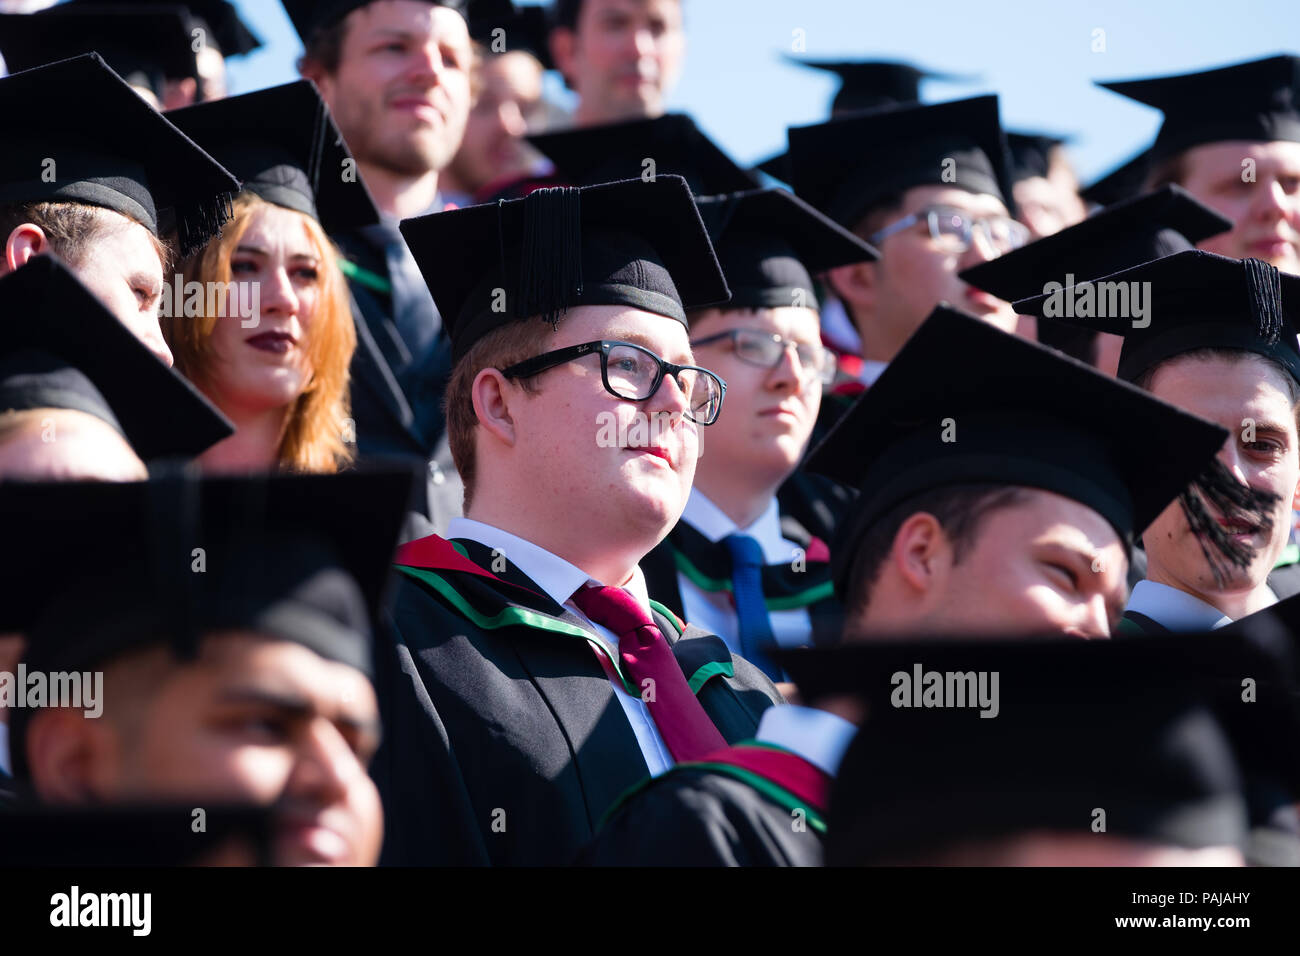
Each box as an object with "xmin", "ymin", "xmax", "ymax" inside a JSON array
[{"xmin": 548, "ymin": 305, "xmax": 692, "ymax": 364}]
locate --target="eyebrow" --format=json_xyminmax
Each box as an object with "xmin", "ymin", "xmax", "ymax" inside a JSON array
[
  {"xmin": 605, "ymin": 330, "xmax": 693, "ymax": 366},
  {"xmin": 233, "ymin": 245, "xmax": 320, "ymax": 263},
  {"xmin": 216, "ymin": 687, "xmax": 381, "ymax": 736}
]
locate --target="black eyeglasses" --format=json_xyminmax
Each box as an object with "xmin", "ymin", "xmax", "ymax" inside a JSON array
[
  {"xmin": 690, "ymin": 328, "xmax": 838, "ymax": 385},
  {"xmin": 500, "ymin": 339, "xmax": 727, "ymax": 425}
]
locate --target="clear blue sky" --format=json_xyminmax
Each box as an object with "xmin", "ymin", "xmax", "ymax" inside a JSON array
[{"xmin": 227, "ymin": 0, "xmax": 1300, "ymax": 183}]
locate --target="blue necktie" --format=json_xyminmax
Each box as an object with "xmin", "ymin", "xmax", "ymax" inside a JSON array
[{"xmin": 723, "ymin": 534, "xmax": 781, "ymax": 681}]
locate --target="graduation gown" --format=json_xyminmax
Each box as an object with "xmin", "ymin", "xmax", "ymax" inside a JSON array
[
  {"xmin": 372, "ymin": 535, "xmax": 785, "ymax": 866},
  {"xmin": 335, "ymin": 231, "xmax": 460, "ymax": 533},
  {"xmin": 576, "ymin": 742, "xmax": 829, "ymax": 866},
  {"xmin": 640, "ymin": 474, "xmax": 850, "ymax": 649}
]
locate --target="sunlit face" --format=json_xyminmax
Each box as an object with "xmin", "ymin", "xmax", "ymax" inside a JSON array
[
  {"xmin": 500, "ymin": 304, "xmax": 699, "ymax": 544},
  {"xmin": 91, "ymin": 633, "xmax": 383, "ymax": 867},
  {"xmin": 0, "ymin": 409, "xmax": 147, "ymax": 481},
  {"xmin": 912, "ymin": 489, "xmax": 1129, "ymax": 639},
  {"xmin": 201, "ymin": 204, "xmax": 320, "ymax": 416},
  {"xmin": 687, "ymin": 306, "xmax": 822, "ymax": 484},
  {"xmin": 1013, "ymin": 174, "xmax": 1087, "ymax": 240},
  {"xmin": 871, "ymin": 185, "xmax": 1019, "ymax": 341},
  {"xmin": 1141, "ymin": 353, "xmax": 1300, "ymax": 598},
  {"xmin": 61, "ymin": 216, "xmax": 172, "ymax": 367},
  {"xmin": 447, "ymin": 51, "xmax": 545, "ymax": 195},
  {"xmin": 316, "ymin": 1, "xmax": 473, "ymax": 176},
  {"xmin": 556, "ymin": 0, "xmax": 684, "ymax": 123},
  {"xmin": 1182, "ymin": 140, "xmax": 1300, "ymax": 276}
]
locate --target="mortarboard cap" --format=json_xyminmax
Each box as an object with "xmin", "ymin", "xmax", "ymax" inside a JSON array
[
  {"xmin": 66, "ymin": 0, "xmax": 263, "ymax": 57},
  {"xmin": 1098, "ymin": 54, "xmax": 1300, "ymax": 164},
  {"xmin": 1006, "ymin": 131, "xmax": 1071, "ymax": 184},
  {"xmin": 400, "ymin": 176, "xmax": 730, "ymax": 361},
  {"xmin": 0, "ymin": 53, "xmax": 239, "ymax": 256},
  {"xmin": 808, "ymin": 636, "xmax": 1269, "ymax": 863},
  {"xmin": 1079, "ymin": 147, "xmax": 1151, "ymax": 207},
  {"xmin": 281, "ymin": 0, "xmax": 467, "ymax": 47},
  {"xmin": 693, "ymin": 187, "xmax": 877, "ymax": 312},
  {"xmin": 2, "ymin": 468, "xmax": 415, "ymax": 676},
  {"xmin": 1012, "ymin": 249, "xmax": 1300, "ymax": 385},
  {"xmin": 786, "ymin": 95, "xmax": 1015, "ymax": 230},
  {"xmin": 783, "ymin": 57, "xmax": 976, "ymax": 115},
  {"xmin": 805, "ymin": 306, "xmax": 1229, "ymax": 596},
  {"xmin": 0, "ymin": 5, "xmax": 199, "ymax": 98},
  {"xmin": 468, "ymin": 0, "xmax": 553, "ymax": 70},
  {"xmin": 0, "ymin": 256, "xmax": 234, "ymax": 461},
  {"xmin": 527, "ymin": 114, "xmax": 760, "ymax": 196},
  {"xmin": 961, "ymin": 185, "xmax": 1232, "ymax": 304},
  {"xmin": 166, "ymin": 80, "xmax": 380, "ymax": 232}
]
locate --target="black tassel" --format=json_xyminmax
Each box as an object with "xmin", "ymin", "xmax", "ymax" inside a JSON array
[
  {"xmin": 1245, "ymin": 257, "xmax": 1283, "ymax": 346},
  {"xmin": 174, "ymin": 190, "xmax": 237, "ymax": 258},
  {"xmin": 1179, "ymin": 457, "xmax": 1279, "ymax": 589},
  {"xmin": 517, "ymin": 186, "xmax": 583, "ymax": 328}
]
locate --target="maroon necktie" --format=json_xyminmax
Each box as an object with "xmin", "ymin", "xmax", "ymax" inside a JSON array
[{"xmin": 571, "ymin": 584, "xmax": 727, "ymax": 762}]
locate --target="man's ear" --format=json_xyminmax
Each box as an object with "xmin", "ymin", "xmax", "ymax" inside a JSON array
[
  {"xmin": 4, "ymin": 224, "xmax": 48, "ymax": 273},
  {"xmin": 890, "ymin": 511, "xmax": 953, "ymax": 598},
  {"xmin": 471, "ymin": 367, "xmax": 519, "ymax": 448},
  {"xmin": 24, "ymin": 709, "xmax": 117, "ymax": 804},
  {"xmin": 825, "ymin": 260, "xmax": 877, "ymax": 334},
  {"xmin": 549, "ymin": 27, "xmax": 578, "ymax": 90}
]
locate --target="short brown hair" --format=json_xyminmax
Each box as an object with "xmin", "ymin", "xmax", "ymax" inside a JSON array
[
  {"xmin": 0, "ymin": 201, "xmax": 171, "ymax": 273},
  {"xmin": 297, "ymin": 15, "xmax": 350, "ymax": 75},
  {"xmin": 1133, "ymin": 347, "xmax": 1300, "ymax": 428},
  {"xmin": 444, "ymin": 319, "xmax": 553, "ymax": 510},
  {"xmin": 843, "ymin": 484, "xmax": 1031, "ymax": 618},
  {"xmin": 1144, "ymin": 153, "xmax": 1189, "ymax": 192}
]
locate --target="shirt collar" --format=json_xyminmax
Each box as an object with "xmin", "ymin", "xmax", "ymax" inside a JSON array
[
  {"xmin": 447, "ymin": 517, "xmax": 652, "ymax": 612},
  {"xmin": 859, "ymin": 358, "xmax": 888, "ymax": 385},
  {"xmin": 1125, "ymin": 579, "xmax": 1269, "ymax": 630},
  {"xmin": 755, "ymin": 704, "xmax": 858, "ymax": 778},
  {"xmin": 681, "ymin": 490, "xmax": 790, "ymax": 562}
]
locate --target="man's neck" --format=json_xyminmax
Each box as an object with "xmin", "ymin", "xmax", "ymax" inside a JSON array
[
  {"xmin": 359, "ymin": 161, "xmax": 440, "ymax": 221},
  {"xmin": 464, "ymin": 500, "xmax": 645, "ymax": 589},
  {"xmin": 1143, "ymin": 566, "xmax": 1275, "ymax": 621},
  {"xmin": 198, "ymin": 404, "xmax": 289, "ymax": 473},
  {"xmin": 854, "ymin": 306, "xmax": 912, "ymax": 365},
  {"xmin": 691, "ymin": 466, "xmax": 787, "ymax": 531}
]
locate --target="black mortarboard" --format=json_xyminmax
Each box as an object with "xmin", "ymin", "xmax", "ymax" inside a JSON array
[
  {"xmin": 167, "ymin": 80, "xmax": 380, "ymax": 233},
  {"xmin": 0, "ymin": 5, "xmax": 199, "ymax": 98},
  {"xmin": 0, "ymin": 804, "xmax": 275, "ymax": 865},
  {"xmin": 961, "ymin": 185, "xmax": 1232, "ymax": 304},
  {"xmin": 400, "ymin": 176, "xmax": 730, "ymax": 361},
  {"xmin": 693, "ymin": 188, "xmax": 877, "ymax": 312},
  {"xmin": 1079, "ymin": 148, "xmax": 1151, "ymax": 207},
  {"xmin": 809, "ymin": 636, "xmax": 1267, "ymax": 863},
  {"xmin": 66, "ymin": 0, "xmax": 263, "ymax": 56},
  {"xmin": 2, "ymin": 468, "xmax": 414, "ymax": 674},
  {"xmin": 786, "ymin": 95, "xmax": 1015, "ymax": 230},
  {"xmin": 1098, "ymin": 54, "xmax": 1300, "ymax": 164},
  {"xmin": 527, "ymin": 114, "xmax": 761, "ymax": 196},
  {"xmin": 1006, "ymin": 131, "xmax": 1071, "ymax": 184},
  {"xmin": 281, "ymin": 0, "xmax": 467, "ymax": 46},
  {"xmin": 4, "ymin": 467, "xmax": 416, "ymax": 780},
  {"xmin": 468, "ymin": 0, "xmax": 553, "ymax": 70},
  {"xmin": 783, "ymin": 57, "xmax": 976, "ymax": 115},
  {"xmin": 0, "ymin": 257, "xmax": 233, "ymax": 461},
  {"xmin": 805, "ymin": 306, "xmax": 1229, "ymax": 596},
  {"xmin": 0, "ymin": 54, "xmax": 238, "ymax": 256},
  {"xmin": 1012, "ymin": 249, "xmax": 1300, "ymax": 385}
]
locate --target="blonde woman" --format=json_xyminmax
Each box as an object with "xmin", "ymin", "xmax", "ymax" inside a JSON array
[{"xmin": 164, "ymin": 81, "xmax": 379, "ymax": 473}]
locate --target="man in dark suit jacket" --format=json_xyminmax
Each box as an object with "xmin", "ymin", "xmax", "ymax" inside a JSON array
[{"xmin": 370, "ymin": 177, "xmax": 784, "ymax": 865}]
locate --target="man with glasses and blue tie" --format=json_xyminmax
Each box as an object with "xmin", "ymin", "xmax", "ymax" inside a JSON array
[
  {"xmin": 785, "ymin": 96, "xmax": 1028, "ymax": 391},
  {"xmin": 639, "ymin": 188, "xmax": 879, "ymax": 681},
  {"xmin": 370, "ymin": 178, "xmax": 784, "ymax": 865}
]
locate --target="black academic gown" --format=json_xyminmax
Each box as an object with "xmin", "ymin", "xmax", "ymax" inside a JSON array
[
  {"xmin": 641, "ymin": 474, "xmax": 851, "ymax": 650},
  {"xmin": 335, "ymin": 231, "xmax": 459, "ymax": 534},
  {"xmin": 371, "ymin": 536, "xmax": 785, "ymax": 866},
  {"xmin": 576, "ymin": 745, "xmax": 829, "ymax": 866}
]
